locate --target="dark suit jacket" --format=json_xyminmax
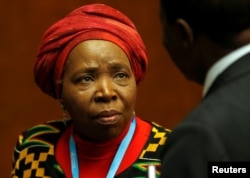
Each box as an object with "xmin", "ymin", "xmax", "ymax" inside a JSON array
[{"xmin": 161, "ymin": 53, "xmax": 250, "ymax": 178}]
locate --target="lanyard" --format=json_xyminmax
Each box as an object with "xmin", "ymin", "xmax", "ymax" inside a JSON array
[{"xmin": 69, "ymin": 118, "xmax": 136, "ymax": 178}]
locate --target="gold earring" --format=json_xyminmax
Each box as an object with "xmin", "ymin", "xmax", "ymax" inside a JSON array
[
  {"xmin": 61, "ymin": 105, "xmax": 67, "ymax": 126},
  {"xmin": 132, "ymin": 111, "xmax": 136, "ymax": 118}
]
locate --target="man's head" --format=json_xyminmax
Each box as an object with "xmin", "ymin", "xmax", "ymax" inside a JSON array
[{"xmin": 160, "ymin": 0, "xmax": 250, "ymax": 84}]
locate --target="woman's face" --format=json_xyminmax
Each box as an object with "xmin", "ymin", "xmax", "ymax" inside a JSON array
[{"xmin": 61, "ymin": 40, "xmax": 137, "ymax": 141}]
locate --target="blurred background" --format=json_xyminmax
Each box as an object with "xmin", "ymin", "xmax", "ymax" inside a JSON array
[{"xmin": 0, "ymin": 0, "xmax": 202, "ymax": 177}]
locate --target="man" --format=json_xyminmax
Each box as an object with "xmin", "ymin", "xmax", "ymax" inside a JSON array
[{"xmin": 159, "ymin": 0, "xmax": 250, "ymax": 177}]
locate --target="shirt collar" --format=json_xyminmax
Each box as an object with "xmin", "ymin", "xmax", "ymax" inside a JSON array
[{"xmin": 203, "ymin": 43, "xmax": 250, "ymax": 97}]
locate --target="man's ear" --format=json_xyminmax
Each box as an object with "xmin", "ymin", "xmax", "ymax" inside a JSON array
[{"xmin": 175, "ymin": 18, "xmax": 194, "ymax": 48}]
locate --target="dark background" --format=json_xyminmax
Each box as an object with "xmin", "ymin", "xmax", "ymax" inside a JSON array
[{"xmin": 0, "ymin": 0, "xmax": 201, "ymax": 177}]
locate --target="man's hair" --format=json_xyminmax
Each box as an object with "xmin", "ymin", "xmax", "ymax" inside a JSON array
[{"xmin": 160, "ymin": 0, "xmax": 250, "ymax": 47}]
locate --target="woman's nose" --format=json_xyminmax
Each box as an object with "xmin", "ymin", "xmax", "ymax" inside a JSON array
[{"xmin": 94, "ymin": 78, "xmax": 117, "ymax": 102}]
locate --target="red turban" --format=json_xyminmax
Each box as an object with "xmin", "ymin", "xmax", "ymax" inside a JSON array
[{"xmin": 34, "ymin": 3, "xmax": 148, "ymax": 99}]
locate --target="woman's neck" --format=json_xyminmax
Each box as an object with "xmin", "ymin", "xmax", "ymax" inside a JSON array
[{"xmin": 72, "ymin": 123, "xmax": 130, "ymax": 159}]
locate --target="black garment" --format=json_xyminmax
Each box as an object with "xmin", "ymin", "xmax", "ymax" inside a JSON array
[{"xmin": 161, "ymin": 53, "xmax": 250, "ymax": 178}]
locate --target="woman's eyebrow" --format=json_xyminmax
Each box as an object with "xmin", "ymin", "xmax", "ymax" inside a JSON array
[
  {"xmin": 108, "ymin": 63, "xmax": 130, "ymax": 71},
  {"xmin": 75, "ymin": 67, "xmax": 98, "ymax": 74}
]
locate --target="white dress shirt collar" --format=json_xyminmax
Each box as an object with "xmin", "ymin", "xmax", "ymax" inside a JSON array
[{"xmin": 203, "ymin": 43, "xmax": 250, "ymax": 97}]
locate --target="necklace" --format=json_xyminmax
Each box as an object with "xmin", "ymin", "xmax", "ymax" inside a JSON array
[{"xmin": 69, "ymin": 118, "xmax": 136, "ymax": 178}]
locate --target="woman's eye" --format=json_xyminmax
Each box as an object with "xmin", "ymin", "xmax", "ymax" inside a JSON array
[
  {"xmin": 113, "ymin": 72, "xmax": 130, "ymax": 85},
  {"xmin": 115, "ymin": 72, "xmax": 128, "ymax": 79},
  {"xmin": 117, "ymin": 73, "xmax": 126, "ymax": 78},
  {"xmin": 76, "ymin": 75, "xmax": 94, "ymax": 83},
  {"xmin": 113, "ymin": 72, "xmax": 130, "ymax": 86}
]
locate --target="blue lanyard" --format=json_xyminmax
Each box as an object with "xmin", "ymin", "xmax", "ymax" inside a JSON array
[{"xmin": 69, "ymin": 118, "xmax": 136, "ymax": 178}]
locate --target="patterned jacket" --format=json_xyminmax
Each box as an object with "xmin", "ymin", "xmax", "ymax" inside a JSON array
[{"xmin": 11, "ymin": 120, "xmax": 171, "ymax": 178}]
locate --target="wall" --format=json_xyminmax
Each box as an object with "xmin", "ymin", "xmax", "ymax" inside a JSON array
[{"xmin": 0, "ymin": 0, "xmax": 201, "ymax": 177}]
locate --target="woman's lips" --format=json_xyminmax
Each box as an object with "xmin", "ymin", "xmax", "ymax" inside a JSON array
[{"xmin": 93, "ymin": 110, "xmax": 121, "ymax": 124}]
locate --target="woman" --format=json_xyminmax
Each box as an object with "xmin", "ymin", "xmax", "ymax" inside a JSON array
[{"xmin": 11, "ymin": 4, "xmax": 171, "ymax": 178}]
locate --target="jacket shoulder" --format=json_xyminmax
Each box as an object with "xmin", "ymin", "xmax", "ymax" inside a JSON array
[
  {"xmin": 139, "ymin": 122, "xmax": 171, "ymax": 159},
  {"xmin": 15, "ymin": 120, "xmax": 70, "ymax": 150}
]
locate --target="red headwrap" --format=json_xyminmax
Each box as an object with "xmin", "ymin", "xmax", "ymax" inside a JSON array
[{"xmin": 34, "ymin": 3, "xmax": 148, "ymax": 99}]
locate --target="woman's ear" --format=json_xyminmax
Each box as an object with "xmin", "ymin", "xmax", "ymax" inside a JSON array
[{"xmin": 175, "ymin": 18, "xmax": 194, "ymax": 48}]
